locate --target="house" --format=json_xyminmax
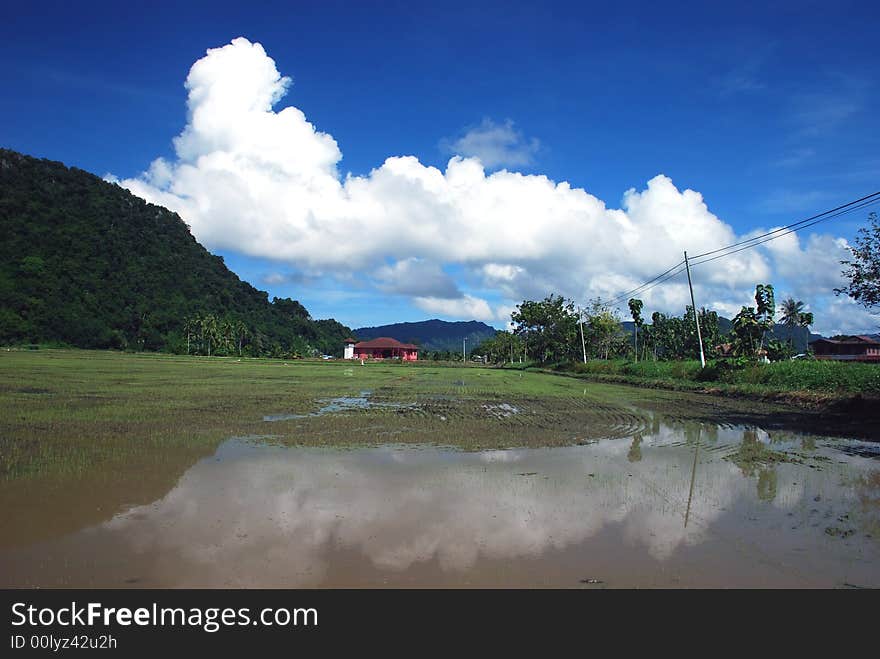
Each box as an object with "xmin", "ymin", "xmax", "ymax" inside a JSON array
[
  {"xmin": 715, "ymin": 343, "xmax": 735, "ymax": 358},
  {"xmin": 809, "ymin": 336, "xmax": 880, "ymax": 362},
  {"xmin": 345, "ymin": 337, "xmax": 419, "ymax": 361},
  {"xmin": 343, "ymin": 338, "xmax": 356, "ymax": 360}
]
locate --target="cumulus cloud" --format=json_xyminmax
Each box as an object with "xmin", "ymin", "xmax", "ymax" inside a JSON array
[
  {"xmin": 118, "ymin": 38, "xmax": 867, "ymax": 333},
  {"xmin": 374, "ymin": 258, "xmax": 460, "ymax": 298},
  {"xmin": 440, "ymin": 118, "xmax": 540, "ymax": 169},
  {"xmin": 413, "ymin": 294, "xmax": 495, "ymax": 322}
]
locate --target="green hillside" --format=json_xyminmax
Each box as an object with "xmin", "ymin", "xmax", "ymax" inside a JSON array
[{"xmin": 0, "ymin": 149, "xmax": 351, "ymax": 356}]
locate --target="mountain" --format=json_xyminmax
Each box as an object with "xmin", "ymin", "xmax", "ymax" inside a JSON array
[
  {"xmin": 0, "ymin": 148, "xmax": 351, "ymax": 356},
  {"xmin": 353, "ymin": 319, "xmax": 498, "ymax": 353}
]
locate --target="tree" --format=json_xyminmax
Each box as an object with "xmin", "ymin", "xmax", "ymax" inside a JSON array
[
  {"xmin": 731, "ymin": 306, "xmax": 761, "ymax": 357},
  {"xmin": 0, "ymin": 149, "xmax": 355, "ymax": 355},
  {"xmin": 836, "ymin": 212, "xmax": 880, "ymax": 309},
  {"xmin": 628, "ymin": 298, "xmax": 644, "ymax": 362},
  {"xmin": 511, "ymin": 294, "xmax": 579, "ymax": 363},
  {"xmin": 648, "ymin": 311, "xmax": 685, "ymax": 360},
  {"xmin": 234, "ymin": 319, "xmax": 248, "ymax": 356},
  {"xmin": 730, "ymin": 284, "xmax": 775, "ymax": 358},
  {"xmin": 779, "ymin": 297, "xmax": 814, "ymax": 354},
  {"xmin": 474, "ymin": 330, "xmax": 522, "ymax": 364},
  {"xmin": 183, "ymin": 316, "xmax": 194, "ymax": 354},
  {"xmin": 583, "ymin": 298, "xmax": 626, "ymax": 360},
  {"xmin": 755, "ymin": 283, "xmax": 775, "ymax": 351},
  {"xmin": 695, "ymin": 307, "xmax": 720, "ymax": 359}
]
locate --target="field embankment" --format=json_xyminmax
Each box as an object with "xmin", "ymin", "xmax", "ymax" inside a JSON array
[{"xmin": 540, "ymin": 358, "xmax": 880, "ymax": 423}]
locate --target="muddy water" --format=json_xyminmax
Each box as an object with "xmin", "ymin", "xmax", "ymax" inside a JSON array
[{"xmin": 2, "ymin": 418, "xmax": 878, "ymax": 588}]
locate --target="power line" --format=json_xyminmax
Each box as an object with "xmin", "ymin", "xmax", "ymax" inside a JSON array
[
  {"xmin": 690, "ymin": 191, "xmax": 880, "ymax": 261},
  {"xmin": 602, "ymin": 191, "xmax": 879, "ymax": 307},
  {"xmin": 605, "ymin": 259, "xmax": 684, "ymax": 306},
  {"xmin": 606, "ymin": 263, "xmax": 686, "ymax": 307},
  {"xmin": 690, "ymin": 197, "xmax": 880, "ymax": 268}
]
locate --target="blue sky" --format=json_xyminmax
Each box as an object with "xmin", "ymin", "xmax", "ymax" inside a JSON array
[{"xmin": 2, "ymin": 1, "xmax": 879, "ymax": 333}]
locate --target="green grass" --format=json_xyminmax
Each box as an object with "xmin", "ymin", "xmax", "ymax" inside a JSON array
[
  {"xmin": 558, "ymin": 358, "xmax": 880, "ymax": 395},
  {"xmin": 0, "ymin": 349, "xmax": 660, "ymax": 481},
  {"xmin": 2, "ymin": 349, "xmax": 868, "ymax": 487}
]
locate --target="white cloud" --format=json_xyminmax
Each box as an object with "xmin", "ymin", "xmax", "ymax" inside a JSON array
[
  {"xmin": 440, "ymin": 118, "xmax": 540, "ymax": 169},
  {"xmin": 413, "ymin": 294, "xmax": 496, "ymax": 322},
  {"xmin": 117, "ymin": 37, "xmax": 868, "ymax": 331},
  {"xmin": 374, "ymin": 258, "xmax": 460, "ymax": 298},
  {"xmin": 817, "ymin": 296, "xmax": 880, "ymax": 337}
]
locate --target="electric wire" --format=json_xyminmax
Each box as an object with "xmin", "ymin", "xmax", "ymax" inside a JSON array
[
  {"xmin": 601, "ymin": 191, "xmax": 878, "ymax": 308},
  {"xmin": 689, "ymin": 191, "xmax": 880, "ymax": 261},
  {"xmin": 689, "ymin": 197, "xmax": 880, "ymax": 268}
]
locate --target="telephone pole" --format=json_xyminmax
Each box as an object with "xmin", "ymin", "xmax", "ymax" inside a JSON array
[
  {"xmin": 683, "ymin": 251, "xmax": 706, "ymax": 368},
  {"xmin": 578, "ymin": 307, "xmax": 587, "ymax": 364},
  {"xmin": 463, "ymin": 337, "xmax": 467, "ymax": 363}
]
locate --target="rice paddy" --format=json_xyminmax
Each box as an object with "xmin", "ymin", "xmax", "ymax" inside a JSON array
[{"xmin": 1, "ymin": 349, "xmax": 878, "ymax": 587}]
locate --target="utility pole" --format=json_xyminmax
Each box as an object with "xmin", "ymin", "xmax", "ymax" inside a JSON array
[
  {"xmin": 578, "ymin": 307, "xmax": 587, "ymax": 364},
  {"xmin": 684, "ymin": 251, "xmax": 706, "ymax": 368},
  {"xmin": 463, "ymin": 337, "xmax": 467, "ymax": 363}
]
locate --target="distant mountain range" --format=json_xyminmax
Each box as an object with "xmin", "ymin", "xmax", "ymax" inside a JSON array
[{"xmin": 353, "ymin": 319, "xmax": 497, "ymax": 353}]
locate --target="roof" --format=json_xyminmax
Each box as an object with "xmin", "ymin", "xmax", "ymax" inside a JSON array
[
  {"xmin": 343, "ymin": 338, "xmax": 357, "ymax": 343},
  {"xmin": 354, "ymin": 337, "xmax": 419, "ymax": 350},
  {"xmin": 810, "ymin": 335, "xmax": 880, "ymax": 346}
]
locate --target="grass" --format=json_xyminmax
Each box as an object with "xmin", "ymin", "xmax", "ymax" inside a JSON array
[
  {"xmin": 0, "ymin": 349, "xmax": 637, "ymax": 481},
  {"xmin": 2, "ymin": 348, "xmax": 876, "ymax": 549},
  {"xmin": 555, "ymin": 358, "xmax": 880, "ymax": 395},
  {"xmin": 3, "ymin": 348, "xmax": 875, "ymax": 490}
]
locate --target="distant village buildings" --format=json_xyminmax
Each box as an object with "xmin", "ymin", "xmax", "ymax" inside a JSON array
[
  {"xmin": 343, "ymin": 337, "xmax": 419, "ymax": 361},
  {"xmin": 809, "ymin": 336, "xmax": 880, "ymax": 362}
]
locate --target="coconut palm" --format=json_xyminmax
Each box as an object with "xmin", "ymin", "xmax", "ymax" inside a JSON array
[
  {"xmin": 780, "ymin": 297, "xmax": 805, "ymax": 327},
  {"xmin": 780, "ymin": 297, "xmax": 813, "ymax": 353}
]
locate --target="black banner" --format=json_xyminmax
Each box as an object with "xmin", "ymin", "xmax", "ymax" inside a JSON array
[{"xmin": 1, "ymin": 588, "xmax": 871, "ymax": 654}]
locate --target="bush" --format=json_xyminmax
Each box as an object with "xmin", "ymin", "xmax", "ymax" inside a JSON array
[{"xmin": 563, "ymin": 356, "xmax": 880, "ymax": 394}]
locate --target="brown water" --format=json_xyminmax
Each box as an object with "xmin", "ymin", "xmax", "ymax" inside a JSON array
[{"xmin": 2, "ymin": 418, "xmax": 878, "ymax": 588}]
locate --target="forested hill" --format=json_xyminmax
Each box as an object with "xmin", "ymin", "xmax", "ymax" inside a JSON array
[
  {"xmin": 0, "ymin": 148, "xmax": 351, "ymax": 356},
  {"xmin": 354, "ymin": 319, "xmax": 497, "ymax": 352}
]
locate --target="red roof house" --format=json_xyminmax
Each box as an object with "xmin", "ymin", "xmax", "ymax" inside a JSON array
[{"xmin": 349, "ymin": 337, "xmax": 419, "ymax": 361}]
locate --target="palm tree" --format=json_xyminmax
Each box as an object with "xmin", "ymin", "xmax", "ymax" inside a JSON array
[
  {"xmin": 182, "ymin": 316, "xmax": 194, "ymax": 354},
  {"xmin": 780, "ymin": 297, "xmax": 805, "ymax": 327},
  {"xmin": 780, "ymin": 298, "xmax": 813, "ymax": 353},
  {"xmin": 234, "ymin": 320, "xmax": 248, "ymax": 357}
]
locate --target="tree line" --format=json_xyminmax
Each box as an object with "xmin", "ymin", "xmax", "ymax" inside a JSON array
[
  {"xmin": 475, "ymin": 210, "xmax": 880, "ymax": 366},
  {"xmin": 473, "ymin": 285, "xmax": 820, "ymax": 365}
]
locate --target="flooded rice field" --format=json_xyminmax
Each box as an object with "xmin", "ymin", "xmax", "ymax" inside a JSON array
[
  {"xmin": 3, "ymin": 415, "xmax": 879, "ymax": 588},
  {"xmin": 1, "ymin": 353, "xmax": 878, "ymax": 588}
]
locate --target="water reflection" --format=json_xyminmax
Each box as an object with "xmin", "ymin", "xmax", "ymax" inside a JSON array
[{"xmin": 2, "ymin": 420, "xmax": 877, "ymax": 588}]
